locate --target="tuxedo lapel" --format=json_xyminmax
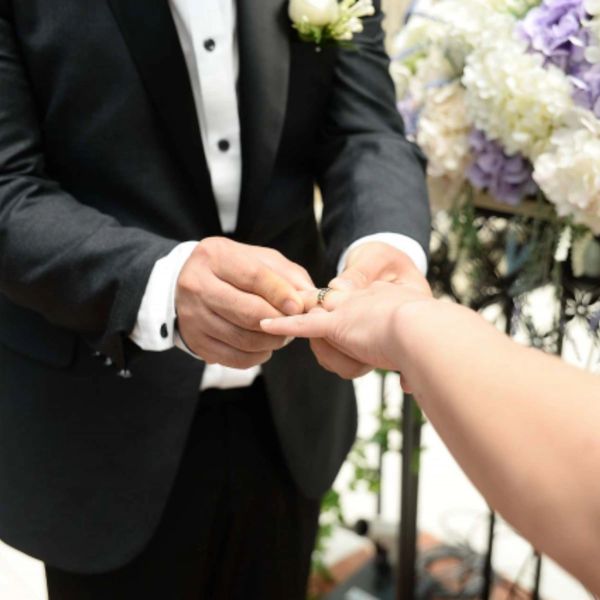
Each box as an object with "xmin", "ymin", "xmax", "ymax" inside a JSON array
[
  {"xmin": 107, "ymin": 0, "xmax": 222, "ymax": 234},
  {"xmin": 236, "ymin": 0, "xmax": 291, "ymax": 238}
]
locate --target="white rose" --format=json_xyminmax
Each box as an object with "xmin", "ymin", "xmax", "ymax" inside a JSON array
[{"xmin": 289, "ymin": 0, "xmax": 339, "ymax": 26}]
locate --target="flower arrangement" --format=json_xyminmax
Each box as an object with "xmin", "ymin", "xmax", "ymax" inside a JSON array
[
  {"xmin": 289, "ymin": 0, "xmax": 375, "ymax": 47},
  {"xmin": 394, "ymin": 0, "xmax": 600, "ymax": 277}
]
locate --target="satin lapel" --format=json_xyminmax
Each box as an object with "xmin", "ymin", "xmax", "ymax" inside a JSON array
[
  {"xmin": 108, "ymin": 0, "xmax": 222, "ymax": 234},
  {"xmin": 236, "ymin": 0, "xmax": 291, "ymax": 238}
]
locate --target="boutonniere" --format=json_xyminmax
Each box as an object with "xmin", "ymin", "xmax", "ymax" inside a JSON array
[{"xmin": 289, "ymin": 0, "xmax": 375, "ymax": 49}]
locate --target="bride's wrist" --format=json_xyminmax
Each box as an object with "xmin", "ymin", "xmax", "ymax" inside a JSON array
[{"xmin": 389, "ymin": 297, "xmax": 440, "ymax": 369}]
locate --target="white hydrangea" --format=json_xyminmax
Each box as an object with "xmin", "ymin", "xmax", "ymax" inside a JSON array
[
  {"xmin": 414, "ymin": 44, "xmax": 461, "ymax": 83},
  {"xmin": 586, "ymin": 0, "xmax": 600, "ymax": 20},
  {"xmin": 584, "ymin": 0, "xmax": 600, "ymax": 63},
  {"xmin": 533, "ymin": 127, "xmax": 600, "ymax": 233},
  {"xmin": 586, "ymin": 0, "xmax": 600, "ymax": 13},
  {"xmin": 463, "ymin": 36, "xmax": 575, "ymax": 159},
  {"xmin": 428, "ymin": 0, "xmax": 513, "ymax": 39},
  {"xmin": 394, "ymin": 0, "xmax": 514, "ymax": 69},
  {"xmin": 397, "ymin": 45, "xmax": 461, "ymax": 108},
  {"xmin": 393, "ymin": 0, "xmax": 514, "ymax": 111},
  {"xmin": 416, "ymin": 81, "xmax": 473, "ymax": 178},
  {"xmin": 484, "ymin": 0, "xmax": 540, "ymax": 17},
  {"xmin": 432, "ymin": 0, "xmax": 516, "ymax": 40},
  {"xmin": 390, "ymin": 62, "xmax": 413, "ymax": 99},
  {"xmin": 394, "ymin": 5, "xmax": 449, "ymax": 54}
]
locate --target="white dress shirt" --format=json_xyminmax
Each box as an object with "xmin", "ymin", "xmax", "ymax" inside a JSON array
[{"xmin": 130, "ymin": 0, "xmax": 428, "ymax": 390}]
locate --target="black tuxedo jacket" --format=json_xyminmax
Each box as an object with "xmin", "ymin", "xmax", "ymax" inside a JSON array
[{"xmin": 0, "ymin": 0, "xmax": 430, "ymax": 573}]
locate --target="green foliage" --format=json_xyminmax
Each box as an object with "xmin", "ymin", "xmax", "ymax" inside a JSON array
[
  {"xmin": 310, "ymin": 489, "xmax": 345, "ymax": 594},
  {"xmin": 321, "ymin": 488, "xmax": 344, "ymax": 521},
  {"xmin": 430, "ymin": 185, "xmax": 600, "ymax": 361},
  {"xmin": 442, "ymin": 189, "xmax": 574, "ymax": 309},
  {"xmin": 348, "ymin": 439, "xmax": 381, "ymax": 493},
  {"xmin": 294, "ymin": 22, "xmax": 328, "ymax": 46},
  {"xmin": 310, "ymin": 372, "xmax": 426, "ymax": 597}
]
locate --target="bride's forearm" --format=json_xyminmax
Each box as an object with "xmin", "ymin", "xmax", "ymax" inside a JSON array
[{"xmin": 391, "ymin": 300, "xmax": 600, "ymax": 593}]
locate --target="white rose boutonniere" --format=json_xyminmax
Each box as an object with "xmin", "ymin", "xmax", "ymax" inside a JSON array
[{"xmin": 289, "ymin": 0, "xmax": 375, "ymax": 48}]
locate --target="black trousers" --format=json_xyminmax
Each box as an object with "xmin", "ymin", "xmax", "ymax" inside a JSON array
[{"xmin": 45, "ymin": 378, "xmax": 321, "ymax": 599}]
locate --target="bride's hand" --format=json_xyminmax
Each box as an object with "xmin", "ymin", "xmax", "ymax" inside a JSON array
[{"xmin": 260, "ymin": 280, "xmax": 435, "ymax": 374}]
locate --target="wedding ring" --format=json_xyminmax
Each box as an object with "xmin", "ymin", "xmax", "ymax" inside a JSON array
[{"xmin": 317, "ymin": 287, "xmax": 332, "ymax": 306}]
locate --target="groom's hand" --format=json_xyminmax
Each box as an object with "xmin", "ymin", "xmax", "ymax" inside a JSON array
[
  {"xmin": 308, "ymin": 242, "xmax": 429, "ymax": 380},
  {"xmin": 176, "ymin": 237, "xmax": 314, "ymax": 368},
  {"xmin": 330, "ymin": 242, "xmax": 430, "ymax": 294}
]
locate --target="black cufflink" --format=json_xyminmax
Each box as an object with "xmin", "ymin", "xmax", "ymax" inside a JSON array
[{"xmin": 160, "ymin": 323, "xmax": 169, "ymax": 339}]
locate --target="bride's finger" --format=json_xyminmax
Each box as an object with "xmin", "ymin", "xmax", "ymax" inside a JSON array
[
  {"xmin": 299, "ymin": 288, "xmax": 348, "ymax": 312},
  {"xmin": 260, "ymin": 309, "xmax": 333, "ymax": 338},
  {"xmin": 309, "ymin": 338, "xmax": 372, "ymax": 380}
]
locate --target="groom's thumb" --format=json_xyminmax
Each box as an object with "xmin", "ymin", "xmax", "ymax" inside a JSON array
[
  {"xmin": 329, "ymin": 265, "xmax": 370, "ymax": 291},
  {"xmin": 329, "ymin": 269, "xmax": 366, "ymax": 292}
]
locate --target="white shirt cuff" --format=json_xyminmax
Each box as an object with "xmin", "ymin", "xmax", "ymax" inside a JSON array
[
  {"xmin": 130, "ymin": 241, "xmax": 199, "ymax": 351},
  {"xmin": 337, "ymin": 233, "xmax": 428, "ymax": 276}
]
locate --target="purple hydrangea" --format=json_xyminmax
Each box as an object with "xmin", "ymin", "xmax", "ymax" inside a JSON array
[
  {"xmin": 571, "ymin": 64, "xmax": 600, "ymax": 116},
  {"xmin": 518, "ymin": 0, "xmax": 588, "ymax": 75},
  {"xmin": 589, "ymin": 309, "xmax": 600, "ymax": 333},
  {"xmin": 397, "ymin": 96, "xmax": 420, "ymax": 138},
  {"xmin": 466, "ymin": 130, "xmax": 538, "ymax": 206},
  {"xmin": 518, "ymin": 0, "xmax": 600, "ymax": 116}
]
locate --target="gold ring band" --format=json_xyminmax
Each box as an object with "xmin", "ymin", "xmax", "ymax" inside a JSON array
[{"xmin": 317, "ymin": 287, "xmax": 332, "ymax": 305}]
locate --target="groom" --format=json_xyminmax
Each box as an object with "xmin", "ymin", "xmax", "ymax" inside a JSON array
[{"xmin": 0, "ymin": 0, "xmax": 430, "ymax": 597}]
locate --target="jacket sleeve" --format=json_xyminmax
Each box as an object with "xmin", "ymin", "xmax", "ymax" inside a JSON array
[
  {"xmin": 0, "ymin": 5, "xmax": 179, "ymax": 363},
  {"xmin": 316, "ymin": 0, "xmax": 431, "ymax": 268}
]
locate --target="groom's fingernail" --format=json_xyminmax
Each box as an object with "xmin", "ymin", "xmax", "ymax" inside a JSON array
[
  {"xmin": 283, "ymin": 299, "xmax": 301, "ymax": 315},
  {"xmin": 284, "ymin": 337, "xmax": 294, "ymax": 346},
  {"xmin": 261, "ymin": 319, "xmax": 273, "ymax": 327}
]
